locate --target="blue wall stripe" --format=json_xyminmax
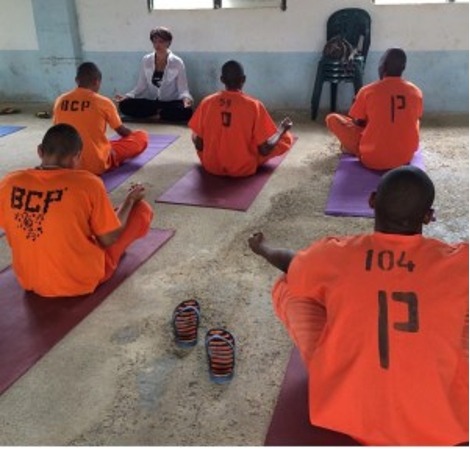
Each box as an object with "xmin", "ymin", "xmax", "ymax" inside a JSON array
[{"xmin": 0, "ymin": 49, "xmax": 468, "ymax": 114}]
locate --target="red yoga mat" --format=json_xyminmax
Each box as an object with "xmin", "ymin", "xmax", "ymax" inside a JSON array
[
  {"xmin": 0, "ymin": 228, "xmax": 174, "ymax": 395},
  {"xmin": 156, "ymin": 152, "xmax": 291, "ymax": 211},
  {"xmin": 265, "ymin": 348, "xmax": 361, "ymax": 446}
]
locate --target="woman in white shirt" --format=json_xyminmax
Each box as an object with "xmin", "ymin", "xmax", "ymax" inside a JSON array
[{"xmin": 115, "ymin": 27, "xmax": 193, "ymax": 122}]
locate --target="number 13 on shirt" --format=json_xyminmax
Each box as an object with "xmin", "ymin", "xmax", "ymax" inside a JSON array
[
  {"xmin": 378, "ymin": 290, "xmax": 419, "ymax": 369},
  {"xmin": 365, "ymin": 249, "xmax": 419, "ymax": 369}
]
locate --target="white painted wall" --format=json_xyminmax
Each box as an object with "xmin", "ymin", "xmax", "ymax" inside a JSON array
[
  {"xmin": 1, "ymin": 0, "xmax": 467, "ymax": 54},
  {"xmin": 76, "ymin": 0, "xmax": 468, "ymax": 52},
  {"xmin": 0, "ymin": 0, "xmax": 38, "ymax": 50},
  {"xmin": 0, "ymin": 0, "xmax": 467, "ymax": 111}
]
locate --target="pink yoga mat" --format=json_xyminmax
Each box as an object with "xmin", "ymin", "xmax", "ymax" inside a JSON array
[
  {"xmin": 156, "ymin": 154, "xmax": 288, "ymax": 211},
  {"xmin": 101, "ymin": 134, "xmax": 178, "ymax": 192},
  {"xmin": 265, "ymin": 348, "xmax": 361, "ymax": 446},
  {"xmin": 325, "ymin": 150, "xmax": 425, "ymax": 218},
  {"xmin": 0, "ymin": 228, "xmax": 174, "ymax": 395}
]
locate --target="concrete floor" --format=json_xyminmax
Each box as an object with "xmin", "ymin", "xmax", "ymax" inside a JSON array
[{"xmin": 0, "ymin": 104, "xmax": 468, "ymax": 445}]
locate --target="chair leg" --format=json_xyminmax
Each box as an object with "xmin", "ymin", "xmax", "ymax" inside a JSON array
[
  {"xmin": 311, "ymin": 61, "xmax": 324, "ymax": 120},
  {"xmin": 353, "ymin": 62, "xmax": 364, "ymax": 94},
  {"xmin": 330, "ymin": 82, "xmax": 338, "ymax": 113}
]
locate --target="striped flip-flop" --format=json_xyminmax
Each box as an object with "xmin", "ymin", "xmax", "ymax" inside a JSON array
[
  {"xmin": 205, "ymin": 328, "xmax": 235, "ymax": 384},
  {"xmin": 172, "ymin": 299, "xmax": 200, "ymax": 348}
]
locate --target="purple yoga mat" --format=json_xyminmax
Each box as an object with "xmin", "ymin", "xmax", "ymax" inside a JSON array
[
  {"xmin": 101, "ymin": 134, "xmax": 179, "ymax": 191},
  {"xmin": 0, "ymin": 125, "xmax": 25, "ymax": 138},
  {"xmin": 265, "ymin": 348, "xmax": 361, "ymax": 446},
  {"xmin": 325, "ymin": 150, "xmax": 425, "ymax": 218},
  {"xmin": 156, "ymin": 154, "xmax": 287, "ymax": 211},
  {"xmin": 0, "ymin": 228, "xmax": 174, "ymax": 395}
]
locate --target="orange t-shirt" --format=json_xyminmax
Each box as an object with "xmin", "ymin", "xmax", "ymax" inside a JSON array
[
  {"xmin": 189, "ymin": 90, "xmax": 293, "ymax": 177},
  {"xmin": 53, "ymin": 87, "xmax": 122, "ymax": 175},
  {"xmin": 0, "ymin": 168, "xmax": 120, "ymax": 297},
  {"xmin": 349, "ymin": 77, "xmax": 423, "ymax": 170},
  {"xmin": 272, "ymin": 232, "xmax": 468, "ymax": 445}
]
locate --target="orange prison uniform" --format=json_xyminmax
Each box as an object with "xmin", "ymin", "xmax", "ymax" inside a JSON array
[
  {"xmin": 326, "ymin": 77, "xmax": 423, "ymax": 170},
  {"xmin": 272, "ymin": 232, "xmax": 468, "ymax": 446},
  {"xmin": 53, "ymin": 87, "xmax": 148, "ymax": 175},
  {"xmin": 0, "ymin": 169, "xmax": 153, "ymax": 297},
  {"xmin": 189, "ymin": 91, "xmax": 293, "ymax": 177}
]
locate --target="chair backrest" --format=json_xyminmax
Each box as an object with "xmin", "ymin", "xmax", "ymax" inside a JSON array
[{"xmin": 326, "ymin": 8, "xmax": 371, "ymax": 61}]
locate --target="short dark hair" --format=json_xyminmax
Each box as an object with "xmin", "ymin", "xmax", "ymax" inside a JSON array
[
  {"xmin": 375, "ymin": 165, "xmax": 435, "ymax": 229},
  {"xmin": 383, "ymin": 48, "xmax": 407, "ymax": 76},
  {"xmin": 76, "ymin": 62, "xmax": 102, "ymax": 86},
  {"xmin": 150, "ymin": 27, "xmax": 173, "ymax": 44},
  {"xmin": 41, "ymin": 124, "xmax": 83, "ymax": 158},
  {"xmin": 221, "ymin": 60, "xmax": 245, "ymax": 89}
]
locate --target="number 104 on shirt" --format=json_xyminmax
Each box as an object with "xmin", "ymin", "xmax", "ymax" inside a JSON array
[{"xmin": 365, "ymin": 249, "xmax": 415, "ymax": 272}]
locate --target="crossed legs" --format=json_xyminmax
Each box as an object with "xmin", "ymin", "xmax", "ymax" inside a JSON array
[
  {"xmin": 119, "ymin": 98, "xmax": 193, "ymax": 123},
  {"xmin": 325, "ymin": 113, "xmax": 362, "ymax": 157},
  {"xmin": 109, "ymin": 130, "xmax": 149, "ymax": 168}
]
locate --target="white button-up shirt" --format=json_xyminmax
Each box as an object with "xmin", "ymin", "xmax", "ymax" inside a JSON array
[{"xmin": 125, "ymin": 51, "xmax": 192, "ymax": 102}]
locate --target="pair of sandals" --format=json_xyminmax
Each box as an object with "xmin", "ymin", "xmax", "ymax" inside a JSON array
[
  {"xmin": 36, "ymin": 111, "xmax": 51, "ymax": 119},
  {"xmin": 172, "ymin": 299, "xmax": 235, "ymax": 384},
  {"xmin": 0, "ymin": 108, "xmax": 52, "ymax": 119},
  {"xmin": 0, "ymin": 107, "xmax": 21, "ymax": 115}
]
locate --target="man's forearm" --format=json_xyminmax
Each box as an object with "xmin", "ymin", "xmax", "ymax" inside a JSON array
[
  {"xmin": 115, "ymin": 197, "xmax": 135, "ymax": 230},
  {"xmin": 94, "ymin": 199, "xmax": 133, "ymax": 248},
  {"xmin": 352, "ymin": 118, "xmax": 367, "ymax": 127},
  {"xmin": 192, "ymin": 134, "xmax": 203, "ymax": 151},
  {"xmin": 258, "ymin": 129, "xmax": 284, "ymax": 156},
  {"xmin": 115, "ymin": 125, "xmax": 132, "ymax": 137}
]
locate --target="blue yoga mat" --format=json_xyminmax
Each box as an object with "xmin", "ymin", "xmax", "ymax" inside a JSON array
[{"xmin": 0, "ymin": 125, "xmax": 25, "ymax": 138}]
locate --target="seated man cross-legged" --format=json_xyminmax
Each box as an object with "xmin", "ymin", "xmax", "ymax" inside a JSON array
[
  {"xmin": 249, "ymin": 166, "xmax": 468, "ymax": 446},
  {"xmin": 326, "ymin": 48, "xmax": 423, "ymax": 170},
  {"xmin": 0, "ymin": 124, "xmax": 154, "ymax": 298},
  {"xmin": 53, "ymin": 62, "xmax": 149, "ymax": 176},
  {"xmin": 189, "ymin": 60, "xmax": 294, "ymax": 177}
]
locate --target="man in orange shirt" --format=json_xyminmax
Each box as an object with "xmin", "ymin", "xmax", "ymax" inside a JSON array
[
  {"xmin": 325, "ymin": 48, "xmax": 423, "ymax": 170},
  {"xmin": 53, "ymin": 62, "xmax": 148, "ymax": 175},
  {"xmin": 249, "ymin": 166, "xmax": 468, "ymax": 446},
  {"xmin": 0, "ymin": 124, "xmax": 154, "ymax": 297},
  {"xmin": 189, "ymin": 60, "xmax": 294, "ymax": 177}
]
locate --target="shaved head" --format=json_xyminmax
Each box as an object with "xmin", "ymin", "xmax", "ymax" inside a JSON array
[
  {"xmin": 76, "ymin": 62, "xmax": 102, "ymax": 87},
  {"xmin": 379, "ymin": 48, "xmax": 407, "ymax": 78},
  {"xmin": 41, "ymin": 124, "xmax": 83, "ymax": 158},
  {"xmin": 373, "ymin": 166, "xmax": 435, "ymax": 234},
  {"xmin": 221, "ymin": 60, "xmax": 246, "ymax": 90}
]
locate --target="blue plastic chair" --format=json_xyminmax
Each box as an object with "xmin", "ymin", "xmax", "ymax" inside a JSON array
[{"xmin": 311, "ymin": 8, "xmax": 371, "ymax": 120}]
